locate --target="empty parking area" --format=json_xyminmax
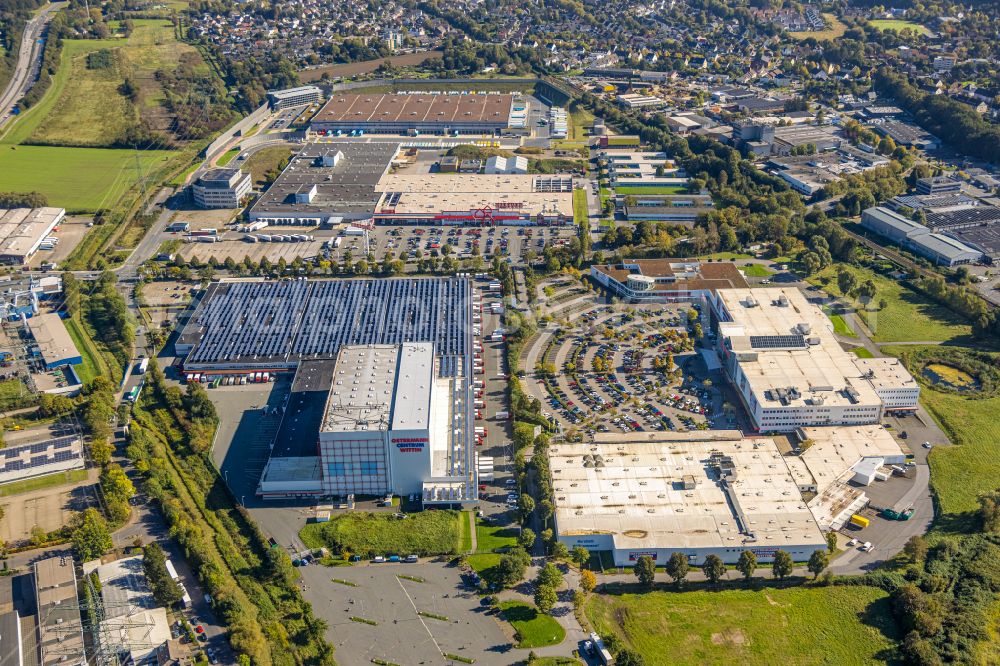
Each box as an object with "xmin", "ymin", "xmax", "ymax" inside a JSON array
[
  {"xmin": 0, "ymin": 468, "xmax": 97, "ymax": 543},
  {"xmin": 298, "ymin": 561, "xmax": 512, "ymax": 666}
]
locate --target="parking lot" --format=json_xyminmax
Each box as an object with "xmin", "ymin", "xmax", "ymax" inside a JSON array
[
  {"xmin": 297, "ymin": 561, "xmax": 515, "ymax": 666},
  {"xmin": 523, "ymin": 295, "xmax": 729, "ymax": 436},
  {"xmin": 326, "ymin": 224, "xmax": 580, "ymax": 267}
]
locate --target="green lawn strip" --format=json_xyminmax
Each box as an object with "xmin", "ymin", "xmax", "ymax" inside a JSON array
[
  {"xmin": 475, "ymin": 520, "xmax": 519, "ymax": 553},
  {"xmin": 216, "ymin": 148, "xmax": 240, "ymax": 166},
  {"xmin": 499, "ymin": 601, "xmax": 565, "ymax": 649},
  {"xmin": 0, "ymin": 469, "xmax": 89, "ymax": 497},
  {"xmin": 330, "ymin": 578, "xmax": 358, "ymax": 587},
  {"xmin": 397, "ymin": 574, "xmax": 425, "ymax": 583},
  {"xmin": 884, "ymin": 345, "xmax": 1000, "ymax": 530},
  {"xmin": 585, "ymin": 586, "xmax": 897, "ymax": 665},
  {"xmin": 529, "ymin": 658, "xmax": 583, "ymax": 666},
  {"xmin": 350, "ymin": 616, "xmax": 378, "ymax": 626},
  {"xmin": 614, "ymin": 185, "xmax": 688, "ymax": 195},
  {"xmin": 458, "ymin": 511, "xmax": 473, "ymax": 553},
  {"xmin": 573, "ymin": 189, "xmax": 588, "ymax": 225},
  {"xmin": 851, "ymin": 347, "xmax": 875, "ymax": 358},
  {"xmin": 740, "ymin": 263, "xmax": 773, "ymax": 278},
  {"xmin": 827, "ymin": 312, "xmax": 857, "ymax": 338},
  {"xmin": 699, "ymin": 252, "xmax": 755, "ymax": 260},
  {"xmin": 299, "ymin": 510, "xmax": 461, "ymax": 557},
  {"xmin": 169, "ymin": 160, "xmax": 201, "ymax": 187},
  {"xmin": 442, "ymin": 653, "xmax": 476, "ymax": 664},
  {"xmin": 63, "ymin": 315, "xmax": 105, "ymax": 384},
  {"xmin": 807, "ymin": 264, "xmax": 971, "ymax": 343},
  {"xmin": 417, "ymin": 611, "xmax": 450, "ymax": 621}
]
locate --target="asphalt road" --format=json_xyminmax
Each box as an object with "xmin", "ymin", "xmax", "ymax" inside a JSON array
[{"xmin": 0, "ymin": 2, "xmax": 64, "ymax": 131}]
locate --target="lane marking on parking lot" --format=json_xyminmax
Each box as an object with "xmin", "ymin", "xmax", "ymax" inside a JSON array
[{"xmin": 394, "ymin": 573, "xmax": 444, "ymax": 655}]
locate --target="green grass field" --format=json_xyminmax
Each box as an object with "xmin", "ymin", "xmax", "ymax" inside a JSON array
[
  {"xmin": 700, "ymin": 252, "xmax": 755, "ymax": 261},
  {"xmin": 851, "ymin": 347, "xmax": 874, "ymax": 358},
  {"xmin": 573, "ymin": 189, "xmax": 588, "ymax": 225},
  {"xmin": 807, "ymin": 264, "xmax": 971, "ymax": 343},
  {"xmin": 0, "ymin": 469, "xmax": 89, "ymax": 496},
  {"xmin": 871, "ymin": 19, "xmax": 931, "ymax": 35},
  {"xmin": 0, "ymin": 145, "xmax": 174, "ymax": 212},
  {"xmin": 245, "ymin": 146, "xmax": 294, "ymax": 188},
  {"xmin": 2, "ymin": 39, "xmax": 116, "ymax": 145},
  {"xmin": 499, "ymin": 602, "xmax": 566, "ymax": 649},
  {"xmin": 466, "ymin": 553, "xmax": 501, "ymax": 575},
  {"xmin": 0, "ymin": 378, "xmax": 36, "ymax": 411},
  {"xmin": 299, "ymin": 511, "xmax": 461, "ymax": 557},
  {"xmin": 475, "ymin": 520, "xmax": 519, "ymax": 553},
  {"xmin": 614, "ymin": 185, "xmax": 689, "ymax": 195},
  {"xmin": 741, "ymin": 264, "xmax": 773, "ymax": 278},
  {"xmin": 885, "ymin": 345, "xmax": 1000, "ymax": 530},
  {"xmin": 586, "ymin": 586, "xmax": 897, "ymax": 665}
]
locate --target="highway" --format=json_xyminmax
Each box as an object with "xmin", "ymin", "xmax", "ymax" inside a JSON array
[{"xmin": 0, "ymin": 2, "xmax": 64, "ymax": 132}]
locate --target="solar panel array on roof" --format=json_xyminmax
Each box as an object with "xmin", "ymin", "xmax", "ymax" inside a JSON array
[
  {"xmin": 749, "ymin": 334, "xmax": 807, "ymax": 350},
  {"xmin": 186, "ymin": 278, "xmax": 471, "ymax": 374}
]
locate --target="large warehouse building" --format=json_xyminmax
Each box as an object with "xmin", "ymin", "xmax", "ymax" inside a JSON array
[
  {"xmin": 177, "ymin": 278, "xmax": 477, "ymax": 503},
  {"xmin": 707, "ymin": 287, "xmax": 918, "ymax": 432},
  {"xmin": 552, "ymin": 432, "xmax": 827, "ymax": 566},
  {"xmin": 0, "ymin": 208, "xmax": 65, "ymax": 265},
  {"xmin": 311, "ymin": 93, "xmax": 516, "ymax": 135},
  {"xmin": 26, "ymin": 313, "xmax": 82, "ymax": 370},
  {"xmin": 860, "ymin": 206, "xmax": 982, "ymax": 266},
  {"xmin": 248, "ymin": 141, "xmax": 575, "ymax": 226}
]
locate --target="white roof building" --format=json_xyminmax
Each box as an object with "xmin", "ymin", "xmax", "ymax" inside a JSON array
[{"xmin": 552, "ymin": 431, "xmax": 827, "ymax": 566}]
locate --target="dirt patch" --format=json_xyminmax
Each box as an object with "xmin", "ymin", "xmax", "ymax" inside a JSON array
[
  {"xmin": 298, "ymin": 51, "xmax": 443, "ymax": 82},
  {"xmin": 764, "ymin": 593, "xmax": 786, "ymax": 607},
  {"xmin": 711, "ymin": 628, "xmax": 747, "ymax": 646},
  {"xmin": 613, "ymin": 604, "xmax": 631, "ymax": 629}
]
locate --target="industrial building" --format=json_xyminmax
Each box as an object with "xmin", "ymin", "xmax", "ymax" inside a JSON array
[
  {"xmin": 0, "ymin": 436, "xmax": 84, "ymax": 486},
  {"xmin": 916, "ymin": 175, "xmax": 962, "ymax": 196},
  {"xmin": 484, "ymin": 155, "xmax": 528, "ymax": 174},
  {"xmin": 0, "ymin": 208, "xmax": 65, "ymax": 265},
  {"xmin": 870, "ymin": 119, "xmax": 938, "ymax": 150},
  {"xmin": 267, "ymin": 85, "xmax": 323, "ymax": 110},
  {"xmin": 257, "ymin": 343, "xmax": 474, "ymax": 502},
  {"xmin": 311, "ymin": 93, "xmax": 515, "ymax": 135},
  {"xmin": 248, "ymin": 142, "xmax": 399, "ymax": 224},
  {"xmin": 589, "ymin": 259, "xmax": 749, "ymax": 303},
  {"xmin": 622, "ymin": 194, "xmax": 714, "ymax": 225},
  {"xmin": 177, "ymin": 278, "xmax": 477, "ymax": 501},
  {"xmin": 860, "ymin": 207, "xmax": 982, "ymax": 266},
  {"xmin": 372, "ymin": 173, "xmax": 574, "ymax": 226},
  {"xmin": 616, "ymin": 93, "xmax": 664, "ymax": 109},
  {"xmin": 551, "ymin": 432, "xmax": 827, "ymax": 566},
  {"xmin": 707, "ymin": 288, "xmax": 919, "ymax": 432},
  {"xmin": 191, "ymin": 168, "xmax": 252, "ymax": 209},
  {"xmin": 26, "ymin": 313, "xmax": 82, "ymax": 369},
  {"xmin": 601, "ymin": 150, "xmax": 689, "ymax": 189},
  {"xmin": 35, "ymin": 557, "xmax": 86, "ymax": 666}
]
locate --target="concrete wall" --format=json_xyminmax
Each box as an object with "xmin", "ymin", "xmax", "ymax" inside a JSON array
[{"xmin": 204, "ymin": 103, "xmax": 270, "ymax": 159}]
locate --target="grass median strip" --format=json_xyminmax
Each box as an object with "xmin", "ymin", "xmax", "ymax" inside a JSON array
[
  {"xmin": 397, "ymin": 574, "xmax": 425, "ymax": 583},
  {"xmin": 331, "ymin": 578, "xmax": 358, "ymax": 587},
  {"xmin": 442, "ymin": 654, "xmax": 475, "ymax": 664},
  {"xmin": 417, "ymin": 611, "xmax": 450, "ymax": 622},
  {"xmin": 350, "ymin": 616, "xmax": 378, "ymax": 626},
  {"xmin": 371, "ymin": 660, "xmax": 401, "ymax": 666}
]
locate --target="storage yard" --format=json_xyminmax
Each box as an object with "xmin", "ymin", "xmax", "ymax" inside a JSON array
[{"xmin": 310, "ymin": 93, "xmax": 516, "ymax": 135}]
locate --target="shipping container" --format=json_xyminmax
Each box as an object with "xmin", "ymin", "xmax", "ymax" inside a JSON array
[{"xmin": 850, "ymin": 514, "xmax": 870, "ymax": 529}]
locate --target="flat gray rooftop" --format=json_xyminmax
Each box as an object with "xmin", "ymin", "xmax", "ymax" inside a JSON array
[{"xmin": 249, "ymin": 142, "xmax": 399, "ymax": 219}]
